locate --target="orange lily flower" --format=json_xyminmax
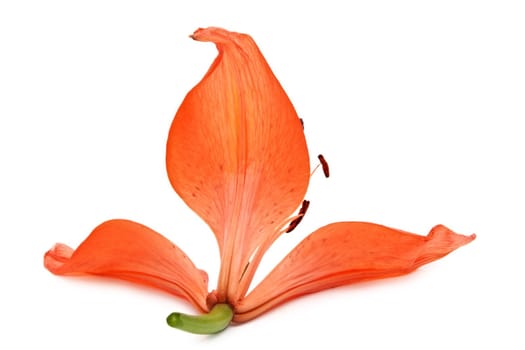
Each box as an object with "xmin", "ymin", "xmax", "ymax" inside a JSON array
[{"xmin": 44, "ymin": 27, "xmax": 475, "ymax": 334}]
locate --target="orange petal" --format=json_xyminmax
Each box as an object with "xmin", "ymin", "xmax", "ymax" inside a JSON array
[
  {"xmin": 166, "ymin": 27, "xmax": 310, "ymax": 301},
  {"xmin": 235, "ymin": 222, "xmax": 475, "ymax": 322},
  {"xmin": 44, "ymin": 219, "xmax": 209, "ymax": 311}
]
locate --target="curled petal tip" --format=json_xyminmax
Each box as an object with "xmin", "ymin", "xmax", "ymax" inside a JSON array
[
  {"xmin": 44, "ymin": 243, "xmax": 74, "ymax": 273},
  {"xmin": 189, "ymin": 27, "xmax": 242, "ymax": 44},
  {"xmin": 429, "ymin": 224, "xmax": 477, "ymax": 248},
  {"xmin": 188, "ymin": 27, "xmax": 209, "ymax": 40}
]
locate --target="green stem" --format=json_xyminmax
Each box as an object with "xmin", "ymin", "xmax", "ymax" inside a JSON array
[{"xmin": 166, "ymin": 304, "xmax": 233, "ymax": 334}]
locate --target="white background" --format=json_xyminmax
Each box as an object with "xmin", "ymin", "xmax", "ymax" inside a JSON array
[{"xmin": 1, "ymin": 1, "xmax": 524, "ymax": 349}]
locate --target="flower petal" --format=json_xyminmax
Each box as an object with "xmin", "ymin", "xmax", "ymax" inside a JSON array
[
  {"xmin": 166, "ymin": 27, "xmax": 310, "ymax": 301},
  {"xmin": 44, "ymin": 219, "xmax": 209, "ymax": 311},
  {"xmin": 235, "ymin": 222, "xmax": 475, "ymax": 322}
]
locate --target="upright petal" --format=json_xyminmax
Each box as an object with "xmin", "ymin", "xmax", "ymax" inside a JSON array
[
  {"xmin": 235, "ymin": 222, "xmax": 475, "ymax": 322},
  {"xmin": 166, "ymin": 27, "xmax": 310, "ymax": 302},
  {"xmin": 44, "ymin": 219, "xmax": 209, "ymax": 311}
]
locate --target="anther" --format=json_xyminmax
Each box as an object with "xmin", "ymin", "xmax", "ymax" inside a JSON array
[
  {"xmin": 318, "ymin": 154, "xmax": 330, "ymax": 178},
  {"xmin": 286, "ymin": 200, "xmax": 310, "ymax": 233}
]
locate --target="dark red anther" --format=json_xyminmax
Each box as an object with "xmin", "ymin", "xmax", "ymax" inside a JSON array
[
  {"xmin": 285, "ymin": 200, "xmax": 310, "ymax": 233},
  {"xmin": 299, "ymin": 118, "xmax": 304, "ymax": 129},
  {"xmin": 318, "ymin": 154, "xmax": 330, "ymax": 178}
]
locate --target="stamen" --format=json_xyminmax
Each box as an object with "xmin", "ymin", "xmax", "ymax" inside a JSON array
[
  {"xmin": 299, "ymin": 118, "xmax": 304, "ymax": 129},
  {"xmin": 318, "ymin": 154, "xmax": 330, "ymax": 178},
  {"xmin": 239, "ymin": 245, "xmax": 259, "ymax": 282},
  {"xmin": 239, "ymin": 262, "xmax": 250, "ymax": 281},
  {"xmin": 285, "ymin": 200, "xmax": 310, "ymax": 233}
]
